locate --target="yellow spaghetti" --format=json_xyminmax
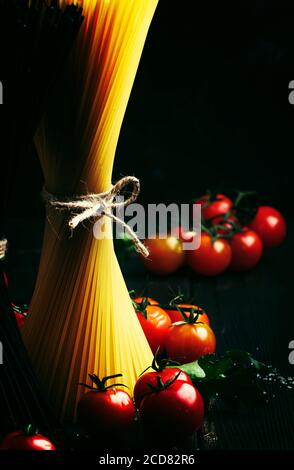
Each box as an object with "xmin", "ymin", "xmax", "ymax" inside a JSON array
[{"xmin": 22, "ymin": 0, "xmax": 158, "ymax": 421}]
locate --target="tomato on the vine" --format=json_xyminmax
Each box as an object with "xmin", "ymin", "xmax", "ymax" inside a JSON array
[
  {"xmin": 133, "ymin": 297, "xmax": 171, "ymax": 353},
  {"xmin": 77, "ymin": 374, "xmax": 135, "ymax": 432},
  {"xmin": 186, "ymin": 232, "xmax": 232, "ymax": 276},
  {"xmin": 196, "ymin": 193, "xmax": 233, "ymax": 221},
  {"xmin": 249, "ymin": 206, "xmax": 286, "ymax": 248},
  {"xmin": 134, "ymin": 354, "xmax": 192, "ymax": 408},
  {"xmin": 164, "ymin": 312, "xmax": 216, "ymax": 364},
  {"xmin": 142, "ymin": 236, "xmax": 184, "ymax": 275},
  {"xmin": 139, "ymin": 375, "xmax": 204, "ymax": 435},
  {"xmin": 210, "ymin": 214, "xmax": 240, "ymax": 235},
  {"xmin": 164, "ymin": 302, "xmax": 210, "ymax": 325},
  {"xmin": 229, "ymin": 228, "xmax": 263, "ymax": 271},
  {"xmin": 0, "ymin": 425, "xmax": 56, "ymax": 451}
]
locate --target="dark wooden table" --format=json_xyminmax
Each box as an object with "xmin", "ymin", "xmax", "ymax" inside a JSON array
[{"xmin": 4, "ymin": 217, "xmax": 294, "ymax": 450}]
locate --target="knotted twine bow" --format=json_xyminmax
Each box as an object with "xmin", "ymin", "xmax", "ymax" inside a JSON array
[
  {"xmin": 0, "ymin": 239, "xmax": 7, "ymax": 260},
  {"xmin": 42, "ymin": 176, "xmax": 149, "ymax": 258}
]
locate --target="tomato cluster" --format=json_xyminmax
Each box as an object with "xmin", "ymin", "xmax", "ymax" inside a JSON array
[
  {"xmin": 75, "ymin": 350, "xmax": 206, "ymax": 438},
  {"xmin": 142, "ymin": 192, "xmax": 286, "ymax": 276},
  {"xmin": 132, "ymin": 295, "xmax": 216, "ymax": 362},
  {"xmin": 72, "ymin": 296, "xmax": 215, "ymax": 437},
  {"xmin": 195, "ymin": 192, "xmax": 286, "ymax": 274},
  {"xmin": 75, "ymin": 363, "xmax": 205, "ymax": 438}
]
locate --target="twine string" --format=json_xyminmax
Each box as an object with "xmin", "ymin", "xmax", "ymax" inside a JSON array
[
  {"xmin": 42, "ymin": 176, "xmax": 149, "ymax": 258},
  {"xmin": 0, "ymin": 239, "xmax": 7, "ymax": 260}
]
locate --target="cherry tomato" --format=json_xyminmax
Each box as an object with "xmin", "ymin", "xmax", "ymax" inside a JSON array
[
  {"xmin": 0, "ymin": 427, "xmax": 56, "ymax": 451},
  {"xmin": 164, "ymin": 320, "xmax": 216, "ymax": 364},
  {"xmin": 11, "ymin": 303, "xmax": 27, "ymax": 329},
  {"xmin": 229, "ymin": 229, "xmax": 263, "ymax": 271},
  {"xmin": 77, "ymin": 374, "xmax": 135, "ymax": 432},
  {"xmin": 164, "ymin": 303, "xmax": 210, "ymax": 325},
  {"xmin": 134, "ymin": 367, "xmax": 192, "ymax": 408},
  {"xmin": 186, "ymin": 232, "xmax": 232, "ymax": 276},
  {"xmin": 13, "ymin": 310, "xmax": 26, "ymax": 328},
  {"xmin": 139, "ymin": 378, "xmax": 204, "ymax": 435},
  {"xmin": 142, "ymin": 237, "xmax": 184, "ymax": 275},
  {"xmin": 134, "ymin": 297, "xmax": 171, "ymax": 353},
  {"xmin": 249, "ymin": 206, "xmax": 287, "ymax": 248},
  {"xmin": 2, "ymin": 274, "xmax": 27, "ymax": 328},
  {"xmin": 196, "ymin": 193, "xmax": 233, "ymax": 221}
]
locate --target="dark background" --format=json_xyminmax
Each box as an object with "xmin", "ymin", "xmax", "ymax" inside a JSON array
[
  {"xmin": 2, "ymin": 0, "xmax": 294, "ymax": 217},
  {"xmin": 116, "ymin": 0, "xmax": 294, "ymax": 210}
]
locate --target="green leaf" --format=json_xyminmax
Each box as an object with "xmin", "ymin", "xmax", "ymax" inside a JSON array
[
  {"xmin": 198, "ymin": 350, "xmax": 268, "ymax": 381},
  {"xmin": 167, "ymin": 350, "xmax": 271, "ymax": 410},
  {"xmin": 198, "ymin": 354, "xmax": 233, "ymax": 381},
  {"xmin": 168, "ymin": 360, "xmax": 206, "ymax": 380}
]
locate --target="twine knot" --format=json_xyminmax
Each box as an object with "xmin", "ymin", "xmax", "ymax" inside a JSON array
[
  {"xmin": 42, "ymin": 176, "xmax": 149, "ymax": 257},
  {"xmin": 0, "ymin": 239, "xmax": 7, "ymax": 260}
]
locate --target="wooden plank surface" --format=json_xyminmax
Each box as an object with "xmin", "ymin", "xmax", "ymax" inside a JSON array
[{"xmin": 4, "ymin": 217, "xmax": 294, "ymax": 450}]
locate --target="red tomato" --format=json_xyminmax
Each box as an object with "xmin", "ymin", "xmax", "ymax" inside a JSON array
[
  {"xmin": 142, "ymin": 237, "xmax": 184, "ymax": 275},
  {"xmin": 77, "ymin": 374, "xmax": 135, "ymax": 432},
  {"xmin": 134, "ymin": 367, "xmax": 192, "ymax": 408},
  {"xmin": 139, "ymin": 378, "xmax": 204, "ymax": 434},
  {"xmin": 2, "ymin": 274, "xmax": 27, "ymax": 328},
  {"xmin": 196, "ymin": 193, "xmax": 233, "ymax": 221},
  {"xmin": 164, "ymin": 321, "xmax": 216, "ymax": 364},
  {"xmin": 11, "ymin": 303, "xmax": 27, "ymax": 329},
  {"xmin": 134, "ymin": 297, "xmax": 171, "ymax": 353},
  {"xmin": 249, "ymin": 206, "xmax": 287, "ymax": 248},
  {"xmin": 164, "ymin": 303, "xmax": 210, "ymax": 325},
  {"xmin": 0, "ymin": 429, "xmax": 56, "ymax": 451},
  {"xmin": 229, "ymin": 229, "xmax": 263, "ymax": 271},
  {"xmin": 13, "ymin": 310, "xmax": 26, "ymax": 328},
  {"xmin": 186, "ymin": 232, "xmax": 232, "ymax": 276}
]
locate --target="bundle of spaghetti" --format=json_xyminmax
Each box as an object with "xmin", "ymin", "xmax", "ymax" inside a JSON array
[
  {"xmin": 0, "ymin": 1, "xmax": 82, "ymax": 434},
  {"xmin": 0, "ymin": 245, "xmax": 56, "ymax": 438},
  {"xmin": 22, "ymin": 0, "xmax": 158, "ymax": 421},
  {"xmin": 0, "ymin": 0, "xmax": 83, "ymax": 216}
]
